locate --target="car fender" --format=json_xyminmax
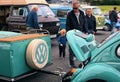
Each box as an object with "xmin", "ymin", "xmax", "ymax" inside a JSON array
[
  {"xmin": 105, "ymin": 19, "xmax": 111, "ymax": 25},
  {"xmin": 116, "ymin": 21, "xmax": 120, "ymax": 27},
  {"xmin": 72, "ymin": 63, "xmax": 120, "ymax": 82}
]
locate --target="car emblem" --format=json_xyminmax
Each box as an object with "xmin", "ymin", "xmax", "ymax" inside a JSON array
[{"xmin": 35, "ymin": 43, "xmax": 47, "ymax": 64}]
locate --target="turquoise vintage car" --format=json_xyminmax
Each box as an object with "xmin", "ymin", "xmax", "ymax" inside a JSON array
[
  {"xmin": 62, "ymin": 29, "xmax": 120, "ymax": 82},
  {"xmin": 0, "ymin": 30, "xmax": 51, "ymax": 81}
]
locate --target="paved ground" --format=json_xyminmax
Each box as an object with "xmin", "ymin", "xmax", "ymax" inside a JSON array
[{"xmin": 0, "ymin": 30, "xmax": 111, "ymax": 82}]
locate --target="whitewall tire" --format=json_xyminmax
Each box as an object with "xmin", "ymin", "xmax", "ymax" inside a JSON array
[{"xmin": 26, "ymin": 39, "xmax": 49, "ymax": 70}]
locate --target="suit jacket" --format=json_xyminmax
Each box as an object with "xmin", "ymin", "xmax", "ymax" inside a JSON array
[
  {"xmin": 66, "ymin": 10, "xmax": 86, "ymax": 32},
  {"xmin": 109, "ymin": 10, "xmax": 118, "ymax": 23},
  {"xmin": 85, "ymin": 15, "xmax": 97, "ymax": 32},
  {"xmin": 26, "ymin": 10, "xmax": 39, "ymax": 29}
]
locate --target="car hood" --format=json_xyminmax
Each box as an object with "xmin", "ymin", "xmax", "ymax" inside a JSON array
[{"xmin": 66, "ymin": 29, "xmax": 97, "ymax": 61}]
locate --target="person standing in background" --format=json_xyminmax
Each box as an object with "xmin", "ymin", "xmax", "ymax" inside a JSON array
[
  {"xmin": 26, "ymin": 5, "xmax": 41, "ymax": 30},
  {"xmin": 85, "ymin": 8, "xmax": 97, "ymax": 34},
  {"xmin": 66, "ymin": 1, "xmax": 86, "ymax": 68},
  {"xmin": 57, "ymin": 29, "xmax": 67, "ymax": 59},
  {"xmin": 109, "ymin": 7, "xmax": 118, "ymax": 33}
]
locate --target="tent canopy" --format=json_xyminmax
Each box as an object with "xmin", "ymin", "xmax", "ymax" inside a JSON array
[{"xmin": 0, "ymin": 0, "xmax": 48, "ymax": 5}]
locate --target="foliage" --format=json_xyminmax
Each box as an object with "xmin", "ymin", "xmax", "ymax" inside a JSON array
[
  {"xmin": 98, "ymin": 6, "xmax": 120, "ymax": 14},
  {"xmin": 79, "ymin": 0, "xmax": 120, "ymax": 5}
]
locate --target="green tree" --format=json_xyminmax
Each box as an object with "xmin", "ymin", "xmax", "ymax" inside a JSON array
[{"xmin": 83, "ymin": 0, "xmax": 120, "ymax": 5}]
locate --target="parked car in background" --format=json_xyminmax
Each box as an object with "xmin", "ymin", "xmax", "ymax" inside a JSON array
[
  {"xmin": 0, "ymin": 0, "xmax": 60, "ymax": 35},
  {"xmin": 81, "ymin": 6, "xmax": 105, "ymax": 30},
  {"xmin": 103, "ymin": 14, "xmax": 120, "ymax": 31},
  {"xmin": 0, "ymin": 29, "xmax": 51, "ymax": 81},
  {"xmin": 50, "ymin": 5, "xmax": 106, "ymax": 31},
  {"xmin": 50, "ymin": 4, "xmax": 72, "ymax": 29}
]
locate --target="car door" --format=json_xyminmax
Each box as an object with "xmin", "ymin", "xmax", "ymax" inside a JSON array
[{"xmin": 7, "ymin": 6, "xmax": 28, "ymax": 31}]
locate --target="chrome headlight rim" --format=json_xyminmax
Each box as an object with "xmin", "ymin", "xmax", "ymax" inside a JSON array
[{"xmin": 116, "ymin": 45, "xmax": 120, "ymax": 58}]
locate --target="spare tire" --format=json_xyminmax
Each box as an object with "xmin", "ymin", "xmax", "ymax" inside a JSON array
[{"xmin": 26, "ymin": 39, "xmax": 49, "ymax": 70}]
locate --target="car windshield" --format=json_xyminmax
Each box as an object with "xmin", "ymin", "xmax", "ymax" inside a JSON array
[
  {"xmin": 57, "ymin": 10, "xmax": 69, "ymax": 18},
  {"xmin": 92, "ymin": 8, "xmax": 102, "ymax": 15},
  {"xmin": 82, "ymin": 7, "xmax": 102, "ymax": 15},
  {"xmin": 28, "ymin": 5, "xmax": 55, "ymax": 17}
]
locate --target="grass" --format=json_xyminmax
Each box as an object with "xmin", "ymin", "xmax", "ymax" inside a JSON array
[{"xmin": 98, "ymin": 5, "xmax": 120, "ymax": 13}]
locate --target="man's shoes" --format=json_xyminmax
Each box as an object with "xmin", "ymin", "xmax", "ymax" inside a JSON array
[{"xmin": 73, "ymin": 57, "xmax": 76, "ymax": 61}]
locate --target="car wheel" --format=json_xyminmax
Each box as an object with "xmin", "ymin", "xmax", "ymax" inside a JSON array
[
  {"xmin": 26, "ymin": 39, "xmax": 49, "ymax": 70},
  {"xmin": 103, "ymin": 24, "xmax": 111, "ymax": 31}
]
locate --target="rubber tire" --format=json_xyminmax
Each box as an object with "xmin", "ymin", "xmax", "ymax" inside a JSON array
[
  {"xmin": 26, "ymin": 39, "xmax": 49, "ymax": 70},
  {"xmin": 103, "ymin": 24, "xmax": 111, "ymax": 31}
]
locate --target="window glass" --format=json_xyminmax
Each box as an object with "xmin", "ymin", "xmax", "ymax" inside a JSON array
[
  {"xmin": 12, "ymin": 6, "xmax": 28, "ymax": 16},
  {"xmin": 28, "ymin": 5, "xmax": 55, "ymax": 17},
  {"xmin": 92, "ymin": 8, "xmax": 102, "ymax": 15},
  {"xmin": 0, "ymin": 7, "xmax": 4, "ymax": 16},
  {"xmin": 82, "ymin": 7, "xmax": 102, "ymax": 15},
  {"xmin": 81, "ymin": 45, "xmax": 89, "ymax": 54},
  {"xmin": 57, "ymin": 10, "xmax": 69, "ymax": 18}
]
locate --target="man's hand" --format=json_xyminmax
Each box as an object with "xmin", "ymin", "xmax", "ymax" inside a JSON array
[
  {"xmin": 93, "ymin": 31, "xmax": 96, "ymax": 35},
  {"xmin": 40, "ymin": 27, "xmax": 42, "ymax": 31},
  {"xmin": 86, "ymin": 32, "xmax": 88, "ymax": 35},
  {"xmin": 60, "ymin": 44, "xmax": 63, "ymax": 46}
]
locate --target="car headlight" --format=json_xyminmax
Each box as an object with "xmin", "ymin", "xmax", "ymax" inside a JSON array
[
  {"xmin": 116, "ymin": 45, "xmax": 120, "ymax": 57},
  {"xmin": 39, "ymin": 24, "xmax": 43, "ymax": 27},
  {"xmin": 116, "ymin": 45, "xmax": 120, "ymax": 58},
  {"xmin": 56, "ymin": 22, "xmax": 60, "ymax": 26}
]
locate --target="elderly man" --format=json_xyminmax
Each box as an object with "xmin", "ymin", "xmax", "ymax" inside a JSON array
[
  {"xmin": 85, "ymin": 8, "xmax": 97, "ymax": 34},
  {"xmin": 26, "ymin": 5, "xmax": 40, "ymax": 30}
]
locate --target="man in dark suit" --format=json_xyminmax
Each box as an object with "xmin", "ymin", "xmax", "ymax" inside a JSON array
[
  {"xmin": 109, "ymin": 7, "xmax": 118, "ymax": 33},
  {"xmin": 85, "ymin": 8, "xmax": 97, "ymax": 34},
  {"xmin": 66, "ymin": 1, "xmax": 86, "ymax": 68}
]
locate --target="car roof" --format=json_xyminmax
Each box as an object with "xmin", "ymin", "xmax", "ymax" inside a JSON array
[
  {"xmin": 0, "ymin": 0, "xmax": 48, "ymax": 5},
  {"xmin": 49, "ymin": 4, "xmax": 72, "ymax": 10}
]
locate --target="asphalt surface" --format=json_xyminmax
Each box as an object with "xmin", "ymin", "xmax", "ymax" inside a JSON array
[{"xmin": 0, "ymin": 30, "xmax": 111, "ymax": 82}]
